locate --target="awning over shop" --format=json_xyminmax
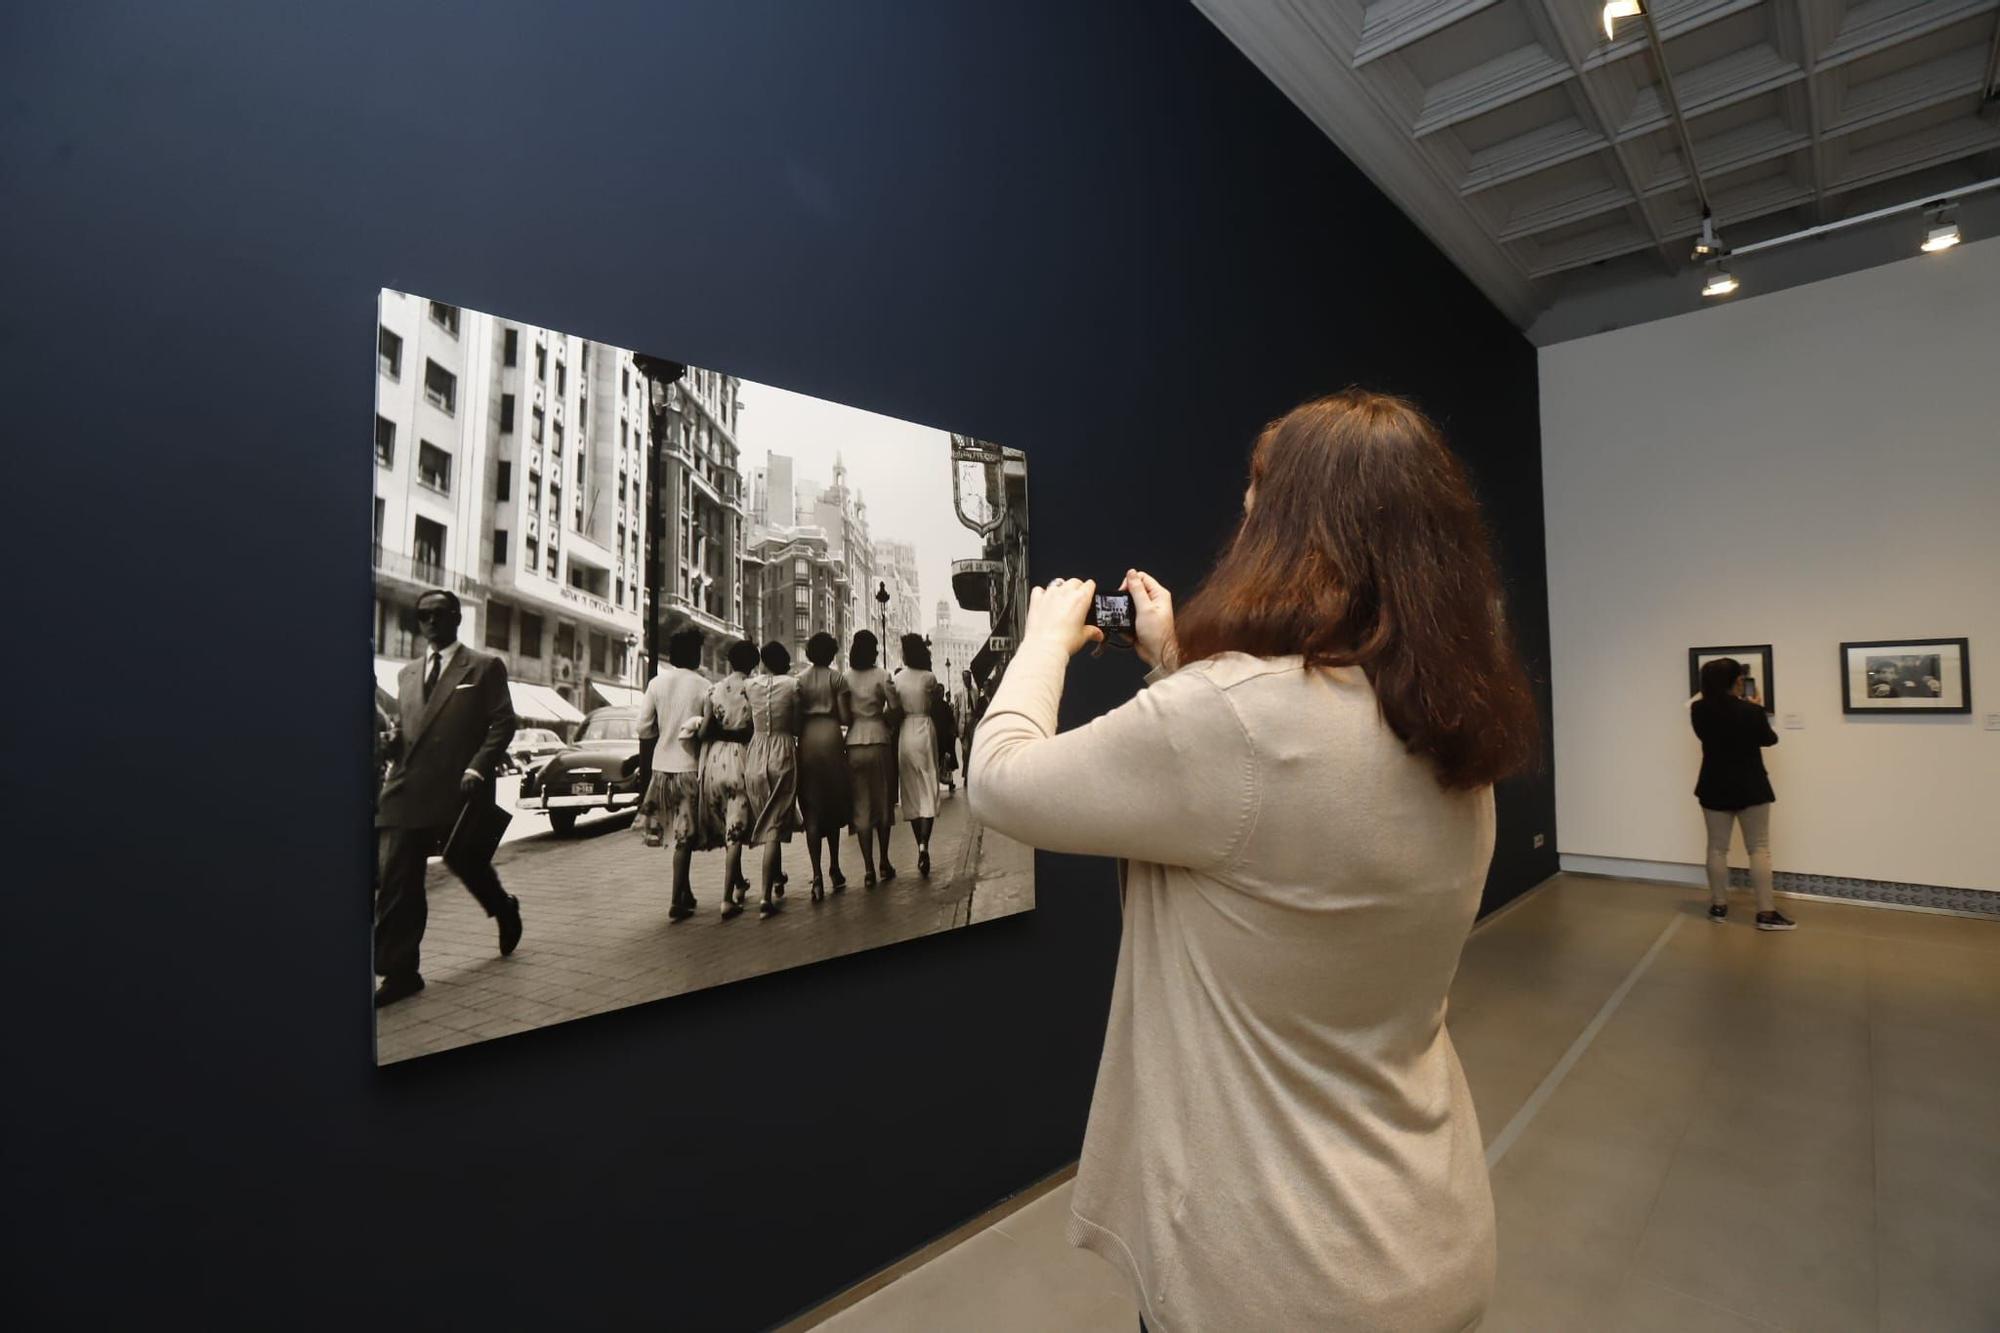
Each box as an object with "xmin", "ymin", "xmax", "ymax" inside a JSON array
[
  {"xmin": 590, "ymin": 680, "xmax": 644, "ymax": 709},
  {"xmin": 373, "ymin": 657, "xmax": 406, "ymax": 700},
  {"xmin": 508, "ymin": 681, "xmax": 586, "ymax": 726}
]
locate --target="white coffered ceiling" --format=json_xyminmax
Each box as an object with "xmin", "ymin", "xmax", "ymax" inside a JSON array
[{"xmin": 1193, "ymin": 0, "xmax": 2000, "ymax": 336}]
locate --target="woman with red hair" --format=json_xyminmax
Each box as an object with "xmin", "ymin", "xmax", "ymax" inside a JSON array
[{"xmin": 972, "ymin": 390, "xmax": 1539, "ymax": 1331}]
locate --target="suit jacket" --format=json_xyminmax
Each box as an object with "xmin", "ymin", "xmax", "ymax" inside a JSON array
[
  {"xmin": 376, "ymin": 644, "xmax": 518, "ymax": 829},
  {"xmin": 1690, "ymin": 693, "xmax": 1778, "ymax": 811}
]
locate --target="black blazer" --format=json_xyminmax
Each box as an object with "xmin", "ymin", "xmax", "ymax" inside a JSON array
[
  {"xmin": 376, "ymin": 645, "xmax": 518, "ymax": 830},
  {"xmin": 1690, "ymin": 694, "xmax": 1777, "ymax": 811}
]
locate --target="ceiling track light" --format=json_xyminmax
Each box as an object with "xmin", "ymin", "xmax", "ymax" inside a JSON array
[
  {"xmin": 1690, "ymin": 212, "xmax": 1725, "ymax": 260},
  {"xmin": 1921, "ymin": 202, "xmax": 1961, "ymax": 253},
  {"xmin": 1602, "ymin": 1, "xmax": 1643, "ymax": 41},
  {"xmin": 1700, "ymin": 261, "xmax": 1738, "ymax": 298}
]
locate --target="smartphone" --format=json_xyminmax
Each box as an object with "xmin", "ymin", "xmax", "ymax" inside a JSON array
[{"xmin": 1088, "ymin": 590, "xmax": 1136, "ymax": 633}]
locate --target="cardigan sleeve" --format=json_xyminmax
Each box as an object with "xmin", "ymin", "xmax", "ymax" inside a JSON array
[{"xmin": 968, "ymin": 640, "xmax": 1257, "ymax": 870}]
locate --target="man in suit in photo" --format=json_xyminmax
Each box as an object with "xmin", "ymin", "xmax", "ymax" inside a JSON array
[{"xmin": 374, "ymin": 588, "xmax": 524, "ymax": 1008}]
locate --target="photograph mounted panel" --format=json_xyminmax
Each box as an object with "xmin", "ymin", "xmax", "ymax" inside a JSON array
[
  {"xmin": 1839, "ymin": 638, "xmax": 1971, "ymax": 715},
  {"xmin": 370, "ymin": 288, "xmax": 1033, "ymax": 1064},
  {"xmin": 1688, "ymin": 644, "xmax": 1774, "ymax": 712}
]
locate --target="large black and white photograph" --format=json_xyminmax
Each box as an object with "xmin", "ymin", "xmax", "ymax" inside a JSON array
[
  {"xmin": 371, "ymin": 289, "xmax": 1032, "ymax": 1063},
  {"xmin": 1839, "ymin": 638, "xmax": 1971, "ymax": 714}
]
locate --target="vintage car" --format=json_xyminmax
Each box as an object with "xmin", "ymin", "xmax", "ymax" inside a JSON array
[
  {"xmin": 502, "ymin": 727, "xmax": 569, "ymax": 775},
  {"xmin": 517, "ymin": 706, "xmax": 646, "ymax": 834}
]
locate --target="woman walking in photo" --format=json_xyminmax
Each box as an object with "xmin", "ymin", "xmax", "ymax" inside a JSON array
[
  {"xmin": 934, "ymin": 687, "xmax": 960, "ymax": 796},
  {"xmin": 893, "ymin": 633, "xmax": 946, "ymax": 878},
  {"xmin": 1691, "ymin": 657, "xmax": 1793, "ymax": 930},
  {"xmin": 637, "ymin": 628, "xmax": 713, "ymax": 921},
  {"xmin": 742, "ymin": 641, "xmax": 802, "ymax": 918},
  {"xmin": 698, "ymin": 639, "xmax": 759, "ymax": 917},
  {"xmin": 797, "ymin": 632, "xmax": 854, "ymax": 901},
  {"xmin": 843, "ymin": 630, "xmax": 901, "ymax": 886}
]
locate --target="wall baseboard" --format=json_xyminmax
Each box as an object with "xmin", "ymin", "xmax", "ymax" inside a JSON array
[{"xmin": 1559, "ymin": 855, "xmax": 2000, "ymax": 920}]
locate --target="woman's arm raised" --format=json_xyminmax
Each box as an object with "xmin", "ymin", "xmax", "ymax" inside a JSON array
[{"xmin": 969, "ymin": 582, "xmax": 1256, "ymax": 870}]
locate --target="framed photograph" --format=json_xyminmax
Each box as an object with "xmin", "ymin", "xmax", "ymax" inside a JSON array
[
  {"xmin": 370, "ymin": 288, "xmax": 1033, "ymax": 1063},
  {"xmin": 1688, "ymin": 644, "xmax": 1774, "ymax": 712},
  {"xmin": 1839, "ymin": 638, "xmax": 1972, "ymax": 714}
]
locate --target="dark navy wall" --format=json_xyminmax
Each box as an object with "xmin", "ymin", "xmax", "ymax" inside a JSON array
[{"xmin": 1, "ymin": 1, "xmax": 1555, "ymax": 1326}]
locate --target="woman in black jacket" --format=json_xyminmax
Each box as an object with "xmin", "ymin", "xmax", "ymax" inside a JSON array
[{"xmin": 1690, "ymin": 658, "xmax": 1794, "ymax": 930}]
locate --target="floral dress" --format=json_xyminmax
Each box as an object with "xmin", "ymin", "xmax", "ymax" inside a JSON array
[{"xmin": 697, "ymin": 672, "xmax": 754, "ymax": 848}]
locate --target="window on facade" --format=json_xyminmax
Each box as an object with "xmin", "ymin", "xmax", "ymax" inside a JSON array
[
  {"xmin": 372, "ymin": 497, "xmax": 385, "ymax": 548},
  {"xmin": 794, "ymin": 558, "xmax": 808, "ymax": 580},
  {"xmin": 555, "ymin": 624, "xmax": 577, "ymax": 659},
  {"xmin": 576, "ymin": 452, "xmax": 586, "ymax": 489},
  {"xmin": 374, "ymin": 415, "xmax": 395, "ymax": 467},
  {"xmin": 493, "ymin": 530, "xmax": 509, "ymax": 566},
  {"xmin": 496, "ymin": 461, "xmax": 511, "ymax": 503},
  {"xmin": 423, "ymin": 360, "xmax": 456, "ymax": 414},
  {"xmin": 532, "ymin": 406, "xmax": 544, "ymax": 443},
  {"xmin": 519, "ymin": 611, "xmax": 544, "ymax": 657},
  {"xmin": 377, "ymin": 326, "xmax": 402, "ymax": 379},
  {"xmin": 552, "ymin": 421, "xmax": 564, "ymax": 453},
  {"xmin": 485, "ymin": 601, "xmax": 512, "ymax": 650},
  {"xmin": 524, "ymin": 537, "xmax": 538, "ymax": 573},
  {"xmin": 412, "ymin": 516, "xmax": 446, "ymax": 577},
  {"xmin": 589, "ymin": 632, "xmax": 608, "ymax": 674},
  {"xmin": 428, "ymin": 301, "xmax": 460, "ymax": 335},
  {"xmin": 615, "ymin": 578, "xmax": 624, "ymax": 605},
  {"xmin": 503, "ymin": 327, "xmax": 519, "ymax": 367},
  {"xmin": 556, "ymin": 364, "xmax": 567, "ymax": 397},
  {"xmin": 547, "ymin": 547, "xmax": 559, "ymax": 578},
  {"xmin": 417, "ymin": 441, "xmax": 452, "ymax": 494},
  {"xmin": 794, "ymin": 586, "xmax": 810, "ymax": 610},
  {"xmin": 499, "ymin": 393, "xmax": 515, "ymax": 433},
  {"xmin": 535, "ymin": 345, "xmax": 547, "ymax": 381},
  {"xmin": 621, "ymin": 367, "xmax": 629, "ymax": 397}
]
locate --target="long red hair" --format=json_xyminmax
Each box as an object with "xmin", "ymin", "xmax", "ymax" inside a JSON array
[{"xmin": 1173, "ymin": 390, "xmax": 1539, "ymax": 790}]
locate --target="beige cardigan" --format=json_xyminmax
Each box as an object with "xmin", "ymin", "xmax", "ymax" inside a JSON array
[{"xmin": 969, "ymin": 644, "xmax": 1496, "ymax": 1332}]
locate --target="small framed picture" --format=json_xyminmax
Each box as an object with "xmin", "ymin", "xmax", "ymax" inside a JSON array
[
  {"xmin": 1840, "ymin": 638, "xmax": 1972, "ymax": 714},
  {"xmin": 1689, "ymin": 644, "xmax": 1774, "ymax": 712}
]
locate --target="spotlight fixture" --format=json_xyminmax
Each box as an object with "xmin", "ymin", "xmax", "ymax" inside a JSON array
[
  {"xmin": 1700, "ymin": 262, "xmax": 1738, "ymax": 298},
  {"xmin": 1601, "ymin": 1, "xmax": 1643, "ymax": 40},
  {"xmin": 1690, "ymin": 213, "xmax": 1724, "ymax": 261},
  {"xmin": 1920, "ymin": 203, "xmax": 1961, "ymax": 253}
]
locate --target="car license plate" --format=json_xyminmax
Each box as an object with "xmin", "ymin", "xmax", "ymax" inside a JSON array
[{"xmin": 571, "ymin": 782, "xmax": 597, "ymax": 795}]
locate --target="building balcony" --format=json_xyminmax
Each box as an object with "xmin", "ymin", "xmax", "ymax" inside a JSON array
[
  {"xmin": 373, "ymin": 544, "xmax": 480, "ymax": 595},
  {"xmin": 663, "ymin": 591, "xmax": 743, "ymax": 639}
]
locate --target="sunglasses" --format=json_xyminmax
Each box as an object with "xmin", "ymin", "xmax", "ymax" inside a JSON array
[{"xmin": 414, "ymin": 607, "xmax": 454, "ymax": 623}]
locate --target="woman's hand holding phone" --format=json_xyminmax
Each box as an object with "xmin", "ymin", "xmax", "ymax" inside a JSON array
[
  {"xmin": 1023, "ymin": 578, "xmax": 1104, "ymax": 657},
  {"xmin": 1123, "ymin": 569, "xmax": 1178, "ymax": 672}
]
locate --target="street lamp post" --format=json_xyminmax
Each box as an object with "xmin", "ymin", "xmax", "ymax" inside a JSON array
[
  {"xmin": 875, "ymin": 580, "xmax": 890, "ymax": 656},
  {"xmin": 631, "ymin": 354, "xmax": 687, "ymax": 681}
]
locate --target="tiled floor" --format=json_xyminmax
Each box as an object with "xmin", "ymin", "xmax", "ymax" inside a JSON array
[{"xmin": 794, "ymin": 875, "xmax": 2000, "ymax": 1331}]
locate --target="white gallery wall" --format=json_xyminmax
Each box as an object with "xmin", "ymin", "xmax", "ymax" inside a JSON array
[{"xmin": 1540, "ymin": 238, "xmax": 2000, "ymax": 893}]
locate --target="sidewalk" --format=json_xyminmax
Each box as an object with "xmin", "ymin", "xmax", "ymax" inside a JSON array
[{"xmin": 375, "ymin": 787, "xmax": 1033, "ymax": 1063}]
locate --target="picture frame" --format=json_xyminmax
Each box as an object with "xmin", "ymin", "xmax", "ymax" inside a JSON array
[
  {"xmin": 1839, "ymin": 638, "xmax": 1972, "ymax": 715},
  {"xmin": 1688, "ymin": 644, "xmax": 1774, "ymax": 712}
]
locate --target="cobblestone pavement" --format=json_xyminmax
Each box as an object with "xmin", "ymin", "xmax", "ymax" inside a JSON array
[{"xmin": 374, "ymin": 786, "xmax": 1032, "ymax": 1064}]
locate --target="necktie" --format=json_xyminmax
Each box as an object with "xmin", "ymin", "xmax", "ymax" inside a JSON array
[{"xmin": 424, "ymin": 651, "xmax": 442, "ymax": 701}]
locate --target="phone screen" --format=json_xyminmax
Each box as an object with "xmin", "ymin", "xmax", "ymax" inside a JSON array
[{"xmin": 1092, "ymin": 593, "xmax": 1135, "ymax": 633}]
